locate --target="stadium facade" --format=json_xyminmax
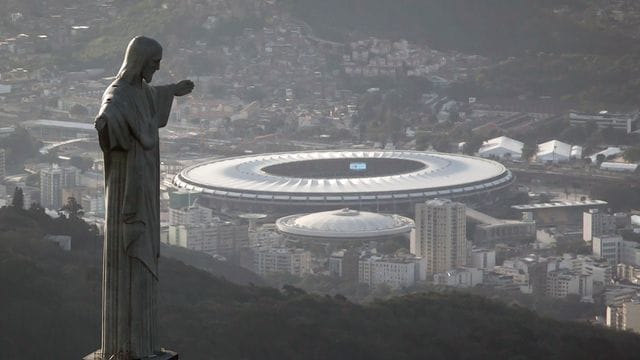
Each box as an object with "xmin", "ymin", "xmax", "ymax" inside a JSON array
[{"xmin": 173, "ymin": 150, "xmax": 514, "ymax": 216}]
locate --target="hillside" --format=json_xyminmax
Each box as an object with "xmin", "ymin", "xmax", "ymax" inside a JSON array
[
  {"xmin": 281, "ymin": 0, "xmax": 640, "ymax": 105},
  {"xmin": 282, "ymin": 0, "xmax": 628, "ymax": 56},
  {"xmin": 2, "ymin": 206, "xmax": 640, "ymax": 359}
]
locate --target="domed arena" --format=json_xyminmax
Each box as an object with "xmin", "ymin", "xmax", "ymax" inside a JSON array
[
  {"xmin": 276, "ymin": 208, "xmax": 414, "ymax": 241},
  {"xmin": 173, "ymin": 150, "xmax": 514, "ymax": 216}
]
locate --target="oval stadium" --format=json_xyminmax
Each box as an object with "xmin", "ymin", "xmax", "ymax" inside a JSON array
[{"xmin": 173, "ymin": 150, "xmax": 514, "ymax": 216}]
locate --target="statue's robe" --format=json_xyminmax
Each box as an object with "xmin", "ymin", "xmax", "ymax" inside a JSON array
[{"xmin": 96, "ymin": 79, "xmax": 173, "ymax": 358}]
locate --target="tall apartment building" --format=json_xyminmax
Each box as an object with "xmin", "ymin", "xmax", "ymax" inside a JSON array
[
  {"xmin": 0, "ymin": 148, "xmax": 5, "ymax": 181},
  {"xmin": 593, "ymin": 235, "xmax": 622, "ymax": 265},
  {"xmin": 583, "ymin": 209, "xmax": 615, "ymax": 242},
  {"xmin": 412, "ymin": 199, "xmax": 467, "ymax": 276},
  {"xmin": 40, "ymin": 164, "xmax": 79, "ymax": 210}
]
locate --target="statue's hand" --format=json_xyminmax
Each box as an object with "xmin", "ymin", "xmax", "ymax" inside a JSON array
[{"xmin": 174, "ymin": 80, "xmax": 194, "ymax": 96}]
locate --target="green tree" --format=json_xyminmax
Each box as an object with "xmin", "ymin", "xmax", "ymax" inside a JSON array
[
  {"xmin": 59, "ymin": 197, "xmax": 83, "ymax": 219},
  {"xmin": 69, "ymin": 156, "xmax": 94, "ymax": 173},
  {"xmin": 521, "ymin": 142, "xmax": 538, "ymax": 162},
  {"xmin": 11, "ymin": 187, "xmax": 24, "ymax": 209},
  {"xmin": 463, "ymin": 135, "xmax": 484, "ymax": 155},
  {"xmin": 623, "ymin": 146, "xmax": 640, "ymax": 162}
]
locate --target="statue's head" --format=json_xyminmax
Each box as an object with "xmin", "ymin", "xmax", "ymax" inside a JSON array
[{"xmin": 116, "ymin": 36, "xmax": 163, "ymax": 84}]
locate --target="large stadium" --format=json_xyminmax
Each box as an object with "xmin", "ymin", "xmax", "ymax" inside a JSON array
[{"xmin": 173, "ymin": 150, "xmax": 515, "ymax": 216}]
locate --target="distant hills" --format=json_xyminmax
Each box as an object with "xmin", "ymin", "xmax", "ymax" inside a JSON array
[
  {"xmin": 282, "ymin": 0, "xmax": 640, "ymax": 105},
  {"xmin": 3, "ymin": 205, "xmax": 640, "ymax": 359},
  {"xmin": 281, "ymin": 0, "xmax": 629, "ymax": 57}
]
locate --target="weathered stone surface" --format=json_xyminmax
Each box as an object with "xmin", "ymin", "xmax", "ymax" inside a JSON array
[
  {"xmin": 83, "ymin": 349, "xmax": 179, "ymax": 360},
  {"xmin": 94, "ymin": 36, "xmax": 193, "ymax": 360}
]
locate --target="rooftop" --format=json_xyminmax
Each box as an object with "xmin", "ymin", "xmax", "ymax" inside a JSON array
[{"xmin": 276, "ymin": 208, "xmax": 414, "ymax": 239}]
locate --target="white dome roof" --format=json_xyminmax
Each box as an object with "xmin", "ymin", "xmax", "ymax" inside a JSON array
[{"xmin": 276, "ymin": 208, "xmax": 414, "ymax": 239}]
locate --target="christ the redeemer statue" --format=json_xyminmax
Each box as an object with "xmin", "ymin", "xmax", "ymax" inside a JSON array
[{"xmin": 86, "ymin": 36, "xmax": 193, "ymax": 360}]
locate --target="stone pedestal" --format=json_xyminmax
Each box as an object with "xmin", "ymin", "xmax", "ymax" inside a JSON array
[{"xmin": 83, "ymin": 349, "xmax": 178, "ymax": 360}]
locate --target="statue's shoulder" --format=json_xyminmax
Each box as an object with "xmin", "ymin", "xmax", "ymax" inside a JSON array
[
  {"xmin": 98, "ymin": 80, "xmax": 136, "ymax": 119},
  {"xmin": 101, "ymin": 79, "xmax": 136, "ymax": 108}
]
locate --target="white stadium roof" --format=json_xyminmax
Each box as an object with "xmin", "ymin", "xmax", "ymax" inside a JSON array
[
  {"xmin": 173, "ymin": 150, "xmax": 514, "ymax": 203},
  {"xmin": 276, "ymin": 208, "xmax": 414, "ymax": 239}
]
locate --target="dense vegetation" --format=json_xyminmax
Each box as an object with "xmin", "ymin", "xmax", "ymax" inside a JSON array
[{"xmin": 3, "ymin": 205, "xmax": 640, "ymax": 359}]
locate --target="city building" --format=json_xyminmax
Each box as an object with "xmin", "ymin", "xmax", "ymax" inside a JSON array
[
  {"xmin": 554, "ymin": 254, "xmax": 612, "ymax": 294},
  {"xmin": 328, "ymin": 249, "xmax": 359, "ymax": 283},
  {"xmin": 359, "ymin": 254, "xmax": 424, "ymax": 289},
  {"xmin": 169, "ymin": 204, "xmax": 214, "ymax": 226},
  {"xmin": 433, "ymin": 267, "xmax": 483, "ymax": 288},
  {"xmin": 478, "ymin": 136, "xmax": 523, "ymax": 160},
  {"xmin": 600, "ymin": 162, "xmax": 638, "ymax": 173},
  {"xmin": 412, "ymin": 199, "xmax": 468, "ymax": 277},
  {"xmin": 0, "ymin": 148, "xmax": 5, "ymax": 181},
  {"xmin": 535, "ymin": 140, "xmax": 578, "ymax": 163},
  {"xmin": 583, "ymin": 209, "xmax": 615, "ymax": 242},
  {"xmin": 593, "ymin": 235, "xmax": 622, "ymax": 265},
  {"xmin": 40, "ymin": 164, "xmax": 79, "ymax": 210},
  {"xmin": 615, "ymin": 264, "xmax": 640, "ymax": 284},
  {"xmin": 607, "ymin": 300, "xmax": 640, "ymax": 334},
  {"xmin": 470, "ymin": 248, "xmax": 496, "ymax": 270},
  {"xmin": 243, "ymin": 247, "xmax": 312, "ymax": 277},
  {"xmin": 23, "ymin": 119, "xmax": 96, "ymax": 141},
  {"xmin": 569, "ymin": 110, "xmax": 639, "ymax": 134},
  {"xmin": 513, "ymin": 200, "xmax": 608, "ymax": 227},
  {"xmin": 166, "ymin": 220, "xmax": 249, "ymax": 258},
  {"xmin": 467, "ymin": 207, "xmax": 535, "ymax": 246},
  {"xmin": 545, "ymin": 269, "xmax": 593, "ymax": 300},
  {"xmin": 592, "ymin": 235, "xmax": 640, "ymax": 267}
]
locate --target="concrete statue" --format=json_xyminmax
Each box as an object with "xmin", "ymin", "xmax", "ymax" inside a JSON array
[{"xmin": 85, "ymin": 36, "xmax": 194, "ymax": 360}]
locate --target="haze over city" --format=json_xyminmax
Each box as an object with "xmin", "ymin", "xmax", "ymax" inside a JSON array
[{"xmin": 3, "ymin": 1, "xmax": 640, "ymax": 359}]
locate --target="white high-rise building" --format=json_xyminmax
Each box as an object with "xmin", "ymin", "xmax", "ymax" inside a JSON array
[
  {"xmin": 583, "ymin": 209, "xmax": 615, "ymax": 242},
  {"xmin": 593, "ymin": 235, "xmax": 622, "ymax": 265},
  {"xmin": 0, "ymin": 148, "xmax": 5, "ymax": 181},
  {"xmin": 40, "ymin": 164, "xmax": 79, "ymax": 210},
  {"xmin": 412, "ymin": 199, "xmax": 467, "ymax": 277}
]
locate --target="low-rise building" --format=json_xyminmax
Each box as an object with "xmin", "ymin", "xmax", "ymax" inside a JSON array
[
  {"xmin": 166, "ymin": 221, "xmax": 249, "ymax": 257},
  {"xmin": 545, "ymin": 269, "xmax": 593, "ymax": 300},
  {"xmin": 569, "ymin": 110, "xmax": 639, "ymax": 134},
  {"xmin": 433, "ymin": 267, "xmax": 483, "ymax": 288},
  {"xmin": 607, "ymin": 300, "xmax": 640, "ymax": 334},
  {"xmin": 478, "ymin": 136, "xmax": 523, "ymax": 160},
  {"xmin": 244, "ymin": 246, "xmax": 312, "ymax": 277},
  {"xmin": 359, "ymin": 254, "xmax": 423, "ymax": 289},
  {"xmin": 470, "ymin": 248, "xmax": 496, "ymax": 270}
]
